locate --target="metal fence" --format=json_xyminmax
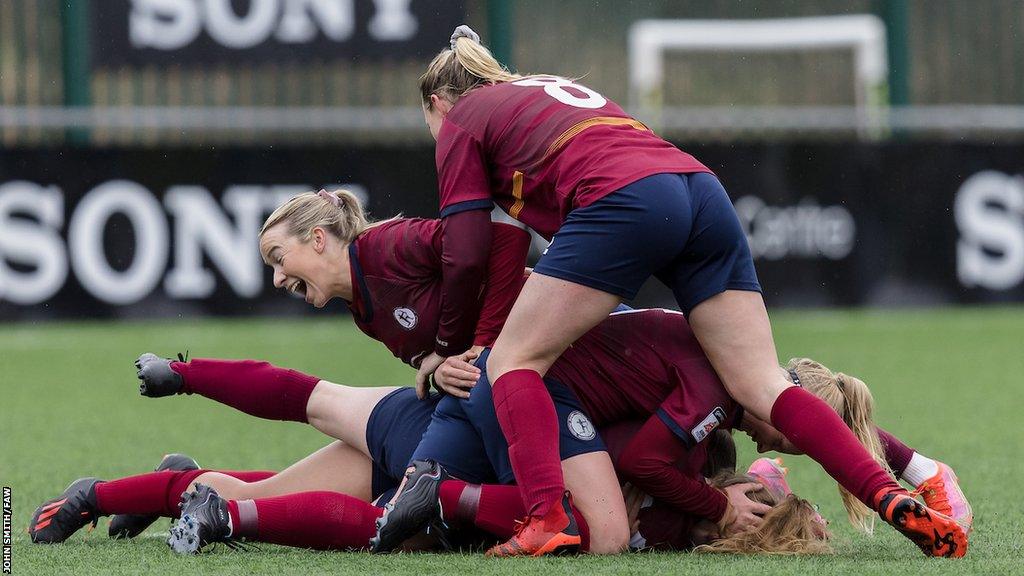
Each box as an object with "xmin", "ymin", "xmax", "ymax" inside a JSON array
[{"xmin": 1, "ymin": 0, "xmax": 1022, "ymax": 144}]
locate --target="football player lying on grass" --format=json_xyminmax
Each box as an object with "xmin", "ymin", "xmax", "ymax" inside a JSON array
[
  {"xmin": 29, "ymin": 354, "xmax": 968, "ymax": 556},
  {"xmin": 28, "ymin": 386, "xmax": 830, "ymax": 556}
]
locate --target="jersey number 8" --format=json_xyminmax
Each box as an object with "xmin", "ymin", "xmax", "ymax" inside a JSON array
[{"xmin": 512, "ymin": 76, "xmax": 608, "ymax": 110}]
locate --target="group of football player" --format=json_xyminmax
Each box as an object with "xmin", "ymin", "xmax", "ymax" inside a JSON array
[{"xmin": 29, "ymin": 26, "xmax": 972, "ymax": 559}]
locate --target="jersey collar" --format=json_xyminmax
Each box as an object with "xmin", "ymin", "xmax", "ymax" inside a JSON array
[{"xmin": 347, "ymin": 241, "xmax": 373, "ymax": 323}]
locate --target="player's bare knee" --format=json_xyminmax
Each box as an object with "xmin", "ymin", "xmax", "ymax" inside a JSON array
[
  {"xmin": 486, "ymin": 348, "xmax": 557, "ymax": 382},
  {"xmin": 587, "ymin": 522, "xmax": 630, "ymax": 555},
  {"xmin": 304, "ymin": 380, "xmax": 331, "ymax": 419}
]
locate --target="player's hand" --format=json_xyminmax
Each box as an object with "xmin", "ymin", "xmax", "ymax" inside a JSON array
[
  {"xmin": 432, "ymin": 349, "xmax": 482, "ymax": 399},
  {"xmin": 621, "ymin": 482, "xmax": 646, "ymax": 536},
  {"xmin": 717, "ymin": 483, "xmax": 771, "ymax": 536},
  {"xmin": 414, "ymin": 352, "xmax": 447, "ymax": 399}
]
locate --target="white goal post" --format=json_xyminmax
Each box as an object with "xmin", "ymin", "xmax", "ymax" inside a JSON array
[{"xmin": 628, "ymin": 15, "xmax": 890, "ymax": 135}]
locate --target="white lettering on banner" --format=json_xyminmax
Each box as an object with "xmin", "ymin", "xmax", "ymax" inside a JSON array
[
  {"xmin": 734, "ymin": 196, "xmax": 856, "ymax": 260},
  {"xmin": 955, "ymin": 171, "xmax": 1024, "ymax": 291},
  {"xmin": 0, "ymin": 180, "xmax": 370, "ymax": 307},
  {"xmin": 164, "ymin": 186, "xmax": 265, "ymax": 299},
  {"xmin": 130, "ymin": 0, "xmax": 413, "ymax": 49},
  {"xmin": 277, "ymin": 0, "xmax": 354, "ymax": 42},
  {"xmin": 130, "ymin": 0, "xmax": 203, "ymax": 50},
  {"xmin": 204, "ymin": 0, "xmax": 279, "ymax": 49},
  {"xmin": 0, "ymin": 182, "xmax": 68, "ymax": 305},
  {"xmin": 69, "ymin": 181, "xmax": 170, "ymax": 306},
  {"xmin": 368, "ymin": 0, "xmax": 416, "ymax": 40}
]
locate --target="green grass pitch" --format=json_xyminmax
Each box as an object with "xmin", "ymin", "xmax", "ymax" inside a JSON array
[{"xmin": 2, "ymin": 307, "xmax": 1022, "ymax": 575}]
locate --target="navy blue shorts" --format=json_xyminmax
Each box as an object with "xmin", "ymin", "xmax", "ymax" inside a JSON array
[
  {"xmin": 411, "ymin": 349, "xmax": 606, "ymax": 484},
  {"xmin": 365, "ymin": 387, "xmax": 439, "ymax": 499},
  {"xmin": 533, "ymin": 172, "xmax": 761, "ymax": 313}
]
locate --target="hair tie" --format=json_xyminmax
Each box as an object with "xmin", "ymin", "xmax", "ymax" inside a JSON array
[
  {"xmin": 318, "ymin": 189, "xmax": 341, "ymax": 208},
  {"xmin": 787, "ymin": 368, "xmax": 801, "ymax": 387},
  {"xmin": 450, "ymin": 25, "xmax": 480, "ymax": 50}
]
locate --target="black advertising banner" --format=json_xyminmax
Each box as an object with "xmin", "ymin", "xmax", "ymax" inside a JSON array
[
  {"xmin": 91, "ymin": 0, "xmax": 466, "ymax": 66},
  {"xmin": 2, "ymin": 143, "xmax": 1024, "ymax": 321},
  {"xmin": 0, "ymin": 146, "xmax": 438, "ymax": 321}
]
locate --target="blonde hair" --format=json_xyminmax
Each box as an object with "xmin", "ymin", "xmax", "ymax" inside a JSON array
[
  {"xmin": 420, "ymin": 33, "xmax": 521, "ymax": 108},
  {"xmin": 259, "ymin": 189, "xmax": 369, "ymax": 244},
  {"xmin": 788, "ymin": 358, "xmax": 893, "ymax": 533},
  {"xmin": 696, "ymin": 473, "xmax": 832, "ymax": 556}
]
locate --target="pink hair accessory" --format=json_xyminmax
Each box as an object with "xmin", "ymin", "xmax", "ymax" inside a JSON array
[{"xmin": 318, "ymin": 189, "xmax": 340, "ymax": 207}]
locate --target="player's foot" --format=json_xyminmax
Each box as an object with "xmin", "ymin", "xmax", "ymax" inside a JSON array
[
  {"xmin": 28, "ymin": 478, "xmax": 102, "ymax": 544},
  {"xmin": 370, "ymin": 459, "xmax": 451, "ymax": 553},
  {"xmin": 485, "ymin": 491, "xmax": 581, "ymax": 557},
  {"xmin": 746, "ymin": 457, "xmax": 792, "ymax": 500},
  {"xmin": 108, "ymin": 453, "xmax": 200, "ymax": 539},
  {"xmin": 136, "ymin": 352, "xmax": 186, "ymax": 397},
  {"xmin": 876, "ymin": 490, "xmax": 967, "ymax": 558},
  {"xmin": 167, "ymin": 484, "xmax": 237, "ymax": 554},
  {"xmin": 913, "ymin": 461, "xmax": 973, "ymax": 534}
]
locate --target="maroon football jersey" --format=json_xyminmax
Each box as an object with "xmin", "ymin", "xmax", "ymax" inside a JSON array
[
  {"xmin": 347, "ymin": 218, "xmax": 529, "ymax": 367},
  {"xmin": 549, "ymin": 308, "xmax": 741, "ymax": 448},
  {"xmin": 436, "ymin": 77, "xmax": 712, "ymax": 238},
  {"xmin": 601, "ymin": 420, "xmax": 709, "ymax": 551}
]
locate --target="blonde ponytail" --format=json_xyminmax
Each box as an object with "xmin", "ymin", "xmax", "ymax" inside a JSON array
[
  {"xmin": 788, "ymin": 359, "xmax": 894, "ymax": 534},
  {"xmin": 420, "ymin": 25, "xmax": 521, "ymax": 108},
  {"xmin": 260, "ymin": 189, "xmax": 369, "ymax": 245}
]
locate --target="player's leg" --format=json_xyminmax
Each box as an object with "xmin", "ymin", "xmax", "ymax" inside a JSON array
[
  {"xmin": 483, "ymin": 177, "xmax": 692, "ymax": 555},
  {"xmin": 305, "ymin": 382, "xmax": 400, "ymax": 454},
  {"xmin": 675, "ymin": 172, "xmax": 965, "ymax": 557},
  {"xmin": 877, "ymin": 427, "xmax": 972, "ymax": 531},
  {"xmin": 136, "ymin": 354, "xmax": 321, "ymax": 424},
  {"xmin": 30, "ymin": 440, "xmax": 372, "ymax": 545},
  {"xmin": 193, "ymin": 440, "xmax": 373, "ymax": 502},
  {"xmin": 377, "ymin": 361, "xmax": 626, "ymax": 555},
  {"xmin": 560, "ymin": 451, "xmax": 630, "ymax": 554},
  {"xmin": 108, "ymin": 453, "xmax": 204, "ymax": 539},
  {"xmin": 484, "ymin": 275, "xmax": 619, "ymax": 522},
  {"xmin": 430, "ymin": 452, "xmax": 628, "ymax": 556},
  {"xmin": 137, "ymin": 351, "xmax": 400, "ymax": 453},
  {"xmin": 169, "ymin": 484, "xmax": 384, "ymax": 554}
]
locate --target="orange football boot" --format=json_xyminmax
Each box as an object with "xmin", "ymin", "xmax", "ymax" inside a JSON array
[
  {"xmin": 876, "ymin": 489, "xmax": 968, "ymax": 558},
  {"xmin": 913, "ymin": 462, "xmax": 973, "ymax": 534},
  {"xmin": 485, "ymin": 491, "xmax": 580, "ymax": 557}
]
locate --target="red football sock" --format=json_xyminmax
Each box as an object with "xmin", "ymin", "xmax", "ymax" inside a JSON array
[
  {"xmin": 439, "ymin": 480, "xmax": 590, "ymax": 551},
  {"xmin": 771, "ymin": 387, "xmax": 905, "ymax": 508},
  {"xmin": 95, "ymin": 469, "xmax": 207, "ymax": 517},
  {"xmin": 93, "ymin": 469, "xmax": 278, "ymax": 518},
  {"xmin": 876, "ymin": 427, "xmax": 915, "ymax": 477},
  {"xmin": 492, "ymin": 369, "xmax": 564, "ymax": 517},
  {"xmin": 219, "ymin": 470, "xmax": 277, "ymax": 483},
  {"xmin": 226, "ymin": 491, "xmax": 382, "ymax": 550},
  {"xmin": 170, "ymin": 359, "xmax": 320, "ymax": 423}
]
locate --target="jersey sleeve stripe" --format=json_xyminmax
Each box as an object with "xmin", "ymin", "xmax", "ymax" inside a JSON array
[
  {"xmin": 439, "ymin": 198, "xmax": 495, "ymax": 218},
  {"xmin": 509, "ymin": 171, "xmax": 525, "ymax": 219},
  {"xmin": 657, "ymin": 408, "xmax": 696, "ymax": 448}
]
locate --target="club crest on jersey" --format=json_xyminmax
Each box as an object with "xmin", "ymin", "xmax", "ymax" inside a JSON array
[
  {"xmin": 567, "ymin": 410, "xmax": 597, "ymax": 441},
  {"xmin": 691, "ymin": 407, "xmax": 728, "ymax": 443},
  {"xmin": 392, "ymin": 307, "xmax": 418, "ymax": 330}
]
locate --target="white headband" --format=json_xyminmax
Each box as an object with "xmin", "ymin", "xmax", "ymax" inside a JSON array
[{"xmin": 450, "ymin": 25, "xmax": 480, "ymax": 50}]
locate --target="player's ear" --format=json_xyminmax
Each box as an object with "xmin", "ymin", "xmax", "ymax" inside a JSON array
[
  {"xmin": 430, "ymin": 94, "xmax": 452, "ymax": 115},
  {"xmin": 312, "ymin": 227, "xmax": 327, "ymax": 253}
]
